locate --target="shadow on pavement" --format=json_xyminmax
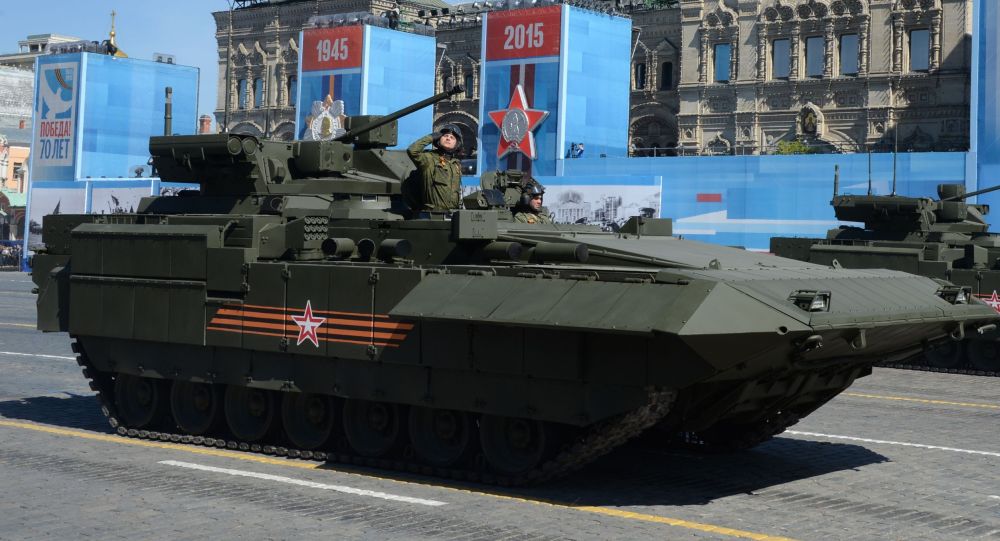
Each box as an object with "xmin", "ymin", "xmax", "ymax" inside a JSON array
[
  {"xmin": 0, "ymin": 394, "xmax": 110, "ymax": 433},
  {"xmin": 514, "ymin": 436, "xmax": 888, "ymax": 506},
  {"xmin": 0, "ymin": 394, "xmax": 887, "ymax": 507}
]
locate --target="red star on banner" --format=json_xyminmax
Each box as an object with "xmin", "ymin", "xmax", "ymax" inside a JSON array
[
  {"xmin": 488, "ymin": 84, "xmax": 549, "ymax": 160},
  {"xmin": 291, "ymin": 300, "xmax": 326, "ymax": 347}
]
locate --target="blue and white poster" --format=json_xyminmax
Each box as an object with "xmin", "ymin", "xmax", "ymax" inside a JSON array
[{"xmin": 32, "ymin": 59, "xmax": 80, "ymax": 180}]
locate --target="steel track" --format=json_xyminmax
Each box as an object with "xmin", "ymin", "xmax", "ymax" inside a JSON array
[
  {"xmin": 876, "ymin": 361, "xmax": 999, "ymax": 378},
  {"xmin": 71, "ymin": 338, "xmax": 677, "ymax": 486}
]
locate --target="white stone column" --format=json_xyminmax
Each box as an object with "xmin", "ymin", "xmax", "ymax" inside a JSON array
[
  {"xmin": 930, "ymin": 10, "xmax": 942, "ymax": 72},
  {"xmin": 892, "ymin": 15, "xmax": 904, "ymax": 73},
  {"xmin": 699, "ymin": 29, "xmax": 709, "ymax": 84},
  {"xmin": 756, "ymin": 25, "xmax": 767, "ymax": 82},
  {"xmin": 824, "ymin": 19, "xmax": 835, "ymax": 78},
  {"xmin": 790, "ymin": 22, "xmax": 800, "ymax": 79},
  {"xmin": 859, "ymin": 15, "xmax": 869, "ymax": 77},
  {"xmin": 729, "ymin": 31, "xmax": 739, "ymax": 82}
]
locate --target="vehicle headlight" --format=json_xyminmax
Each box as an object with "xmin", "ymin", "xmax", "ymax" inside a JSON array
[{"xmin": 788, "ymin": 290, "xmax": 831, "ymax": 312}]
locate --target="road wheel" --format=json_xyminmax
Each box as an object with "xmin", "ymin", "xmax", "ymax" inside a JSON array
[
  {"xmin": 408, "ymin": 406, "xmax": 473, "ymax": 468},
  {"xmin": 343, "ymin": 399, "xmax": 402, "ymax": 458},
  {"xmin": 114, "ymin": 374, "xmax": 164, "ymax": 429},
  {"xmin": 966, "ymin": 339, "xmax": 1000, "ymax": 372},
  {"xmin": 224, "ymin": 386, "xmax": 277, "ymax": 442},
  {"xmin": 170, "ymin": 381, "xmax": 221, "ymax": 435},
  {"xmin": 924, "ymin": 341, "xmax": 965, "ymax": 369},
  {"xmin": 282, "ymin": 393, "xmax": 337, "ymax": 450},
  {"xmin": 479, "ymin": 415, "xmax": 553, "ymax": 476}
]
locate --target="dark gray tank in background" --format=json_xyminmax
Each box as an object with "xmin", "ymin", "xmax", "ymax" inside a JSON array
[
  {"xmin": 772, "ymin": 182, "xmax": 1000, "ymax": 375},
  {"xmin": 29, "ymin": 88, "xmax": 1000, "ymax": 484}
]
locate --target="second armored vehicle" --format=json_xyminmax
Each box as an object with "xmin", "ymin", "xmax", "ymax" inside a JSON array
[
  {"xmin": 30, "ymin": 89, "xmax": 1000, "ymax": 484},
  {"xmin": 772, "ymin": 181, "xmax": 1000, "ymax": 375}
]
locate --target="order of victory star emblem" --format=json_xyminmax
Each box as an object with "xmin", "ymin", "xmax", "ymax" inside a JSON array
[
  {"xmin": 291, "ymin": 300, "xmax": 326, "ymax": 347},
  {"xmin": 488, "ymin": 84, "xmax": 549, "ymax": 160}
]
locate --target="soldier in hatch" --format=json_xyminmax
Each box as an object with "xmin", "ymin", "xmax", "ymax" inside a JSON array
[
  {"xmin": 406, "ymin": 124, "xmax": 464, "ymax": 211},
  {"xmin": 513, "ymin": 180, "xmax": 552, "ymax": 224}
]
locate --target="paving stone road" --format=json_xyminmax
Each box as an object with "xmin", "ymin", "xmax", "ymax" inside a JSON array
[{"xmin": 0, "ymin": 272, "xmax": 998, "ymax": 540}]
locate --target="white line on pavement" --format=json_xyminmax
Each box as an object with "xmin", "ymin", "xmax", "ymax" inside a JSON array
[
  {"xmin": 159, "ymin": 460, "xmax": 448, "ymax": 507},
  {"xmin": 0, "ymin": 351, "xmax": 76, "ymax": 361},
  {"xmin": 786, "ymin": 431, "xmax": 1000, "ymax": 458}
]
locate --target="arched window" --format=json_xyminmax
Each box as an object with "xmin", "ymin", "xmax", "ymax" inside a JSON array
[
  {"xmin": 660, "ymin": 62, "xmax": 673, "ymax": 90},
  {"xmin": 238, "ymin": 79, "xmax": 248, "ymax": 109},
  {"xmin": 839, "ymin": 34, "xmax": 859, "ymax": 76},
  {"xmin": 805, "ymin": 36, "xmax": 824, "ymax": 78},
  {"xmin": 909, "ymin": 28, "xmax": 930, "ymax": 72},
  {"xmin": 634, "ymin": 63, "xmax": 647, "ymax": 90},
  {"xmin": 253, "ymin": 78, "xmax": 264, "ymax": 108},
  {"xmin": 771, "ymin": 39, "xmax": 790, "ymax": 79},
  {"xmin": 713, "ymin": 43, "xmax": 731, "ymax": 83},
  {"xmin": 288, "ymin": 76, "xmax": 297, "ymax": 106},
  {"xmin": 464, "ymin": 73, "xmax": 474, "ymax": 98}
]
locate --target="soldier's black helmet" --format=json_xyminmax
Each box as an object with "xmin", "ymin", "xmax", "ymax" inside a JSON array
[
  {"xmin": 519, "ymin": 180, "xmax": 545, "ymax": 207},
  {"xmin": 434, "ymin": 123, "xmax": 464, "ymax": 156}
]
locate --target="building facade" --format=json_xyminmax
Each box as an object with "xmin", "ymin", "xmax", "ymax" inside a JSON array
[
  {"xmin": 0, "ymin": 34, "xmax": 85, "ymax": 71},
  {"xmin": 212, "ymin": 0, "xmax": 449, "ymax": 140},
  {"xmin": 0, "ymin": 65, "xmax": 34, "ymax": 240},
  {"xmin": 216, "ymin": 0, "xmax": 972, "ymax": 155},
  {"xmin": 676, "ymin": 0, "xmax": 972, "ymax": 155}
]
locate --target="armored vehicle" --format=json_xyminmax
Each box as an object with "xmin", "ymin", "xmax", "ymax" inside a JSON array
[
  {"xmin": 772, "ymin": 181, "xmax": 1000, "ymax": 375},
  {"xmin": 32, "ymin": 88, "xmax": 1000, "ymax": 484}
]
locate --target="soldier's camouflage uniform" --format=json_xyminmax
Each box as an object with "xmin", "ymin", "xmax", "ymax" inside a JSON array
[
  {"xmin": 513, "ymin": 210, "xmax": 553, "ymax": 224},
  {"xmin": 407, "ymin": 134, "xmax": 462, "ymax": 211}
]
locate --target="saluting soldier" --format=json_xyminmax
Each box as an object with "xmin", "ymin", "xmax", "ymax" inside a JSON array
[
  {"xmin": 513, "ymin": 181, "xmax": 553, "ymax": 224},
  {"xmin": 406, "ymin": 124, "xmax": 464, "ymax": 212}
]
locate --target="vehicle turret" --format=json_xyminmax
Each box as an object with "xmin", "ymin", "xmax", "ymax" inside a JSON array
[
  {"xmin": 829, "ymin": 183, "xmax": 1000, "ymax": 242},
  {"xmin": 146, "ymin": 84, "xmax": 465, "ymax": 202}
]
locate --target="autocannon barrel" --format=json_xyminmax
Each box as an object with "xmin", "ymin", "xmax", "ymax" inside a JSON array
[
  {"xmin": 941, "ymin": 183, "xmax": 1000, "ymax": 202},
  {"xmin": 334, "ymin": 85, "xmax": 464, "ymax": 142}
]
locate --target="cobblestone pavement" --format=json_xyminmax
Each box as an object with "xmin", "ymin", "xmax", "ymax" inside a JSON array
[{"xmin": 1, "ymin": 272, "xmax": 998, "ymax": 540}]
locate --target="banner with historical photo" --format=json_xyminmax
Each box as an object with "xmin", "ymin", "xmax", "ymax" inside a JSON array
[
  {"xmin": 32, "ymin": 58, "xmax": 80, "ymax": 181},
  {"xmin": 542, "ymin": 179, "xmax": 662, "ymax": 231},
  {"xmin": 89, "ymin": 183, "xmax": 155, "ymax": 215},
  {"xmin": 25, "ymin": 186, "xmax": 86, "ymax": 249}
]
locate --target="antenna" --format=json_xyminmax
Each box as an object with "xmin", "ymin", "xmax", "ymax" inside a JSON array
[
  {"xmin": 867, "ymin": 145, "xmax": 872, "ymax": 195},
  {"xmin": 833, "ymin": 164, "xmax": 840, "ymax": 199},
  {"xmin": 163, "ymin": 87, "xmax": 172, "ymax": 136}
]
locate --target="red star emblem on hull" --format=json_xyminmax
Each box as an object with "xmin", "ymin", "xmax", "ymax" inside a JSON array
[
  {"xmin": 977, "ymin": 290, "xmax": 1000, "ymax": 314},
  {"xmin": 488, "ymin": 84, "xmax": 549, "ymax": 160},
  {"xmin": 291, "ymin": 300, "xmax": 326, "ymax": 347}
]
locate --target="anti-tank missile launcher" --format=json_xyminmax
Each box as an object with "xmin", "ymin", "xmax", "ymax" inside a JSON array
[{"xmin": 31, "ymin": 88, "xmax": 1000, "ymax": 484}]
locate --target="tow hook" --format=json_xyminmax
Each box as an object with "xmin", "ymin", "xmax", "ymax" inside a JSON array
[
  {"xmin": 797, "ymin": 334, "xmax": 824, "ymax": 353},
  {"xmin": 950, "ymin": 323, "xmax": 965, "ymax": 341}
]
